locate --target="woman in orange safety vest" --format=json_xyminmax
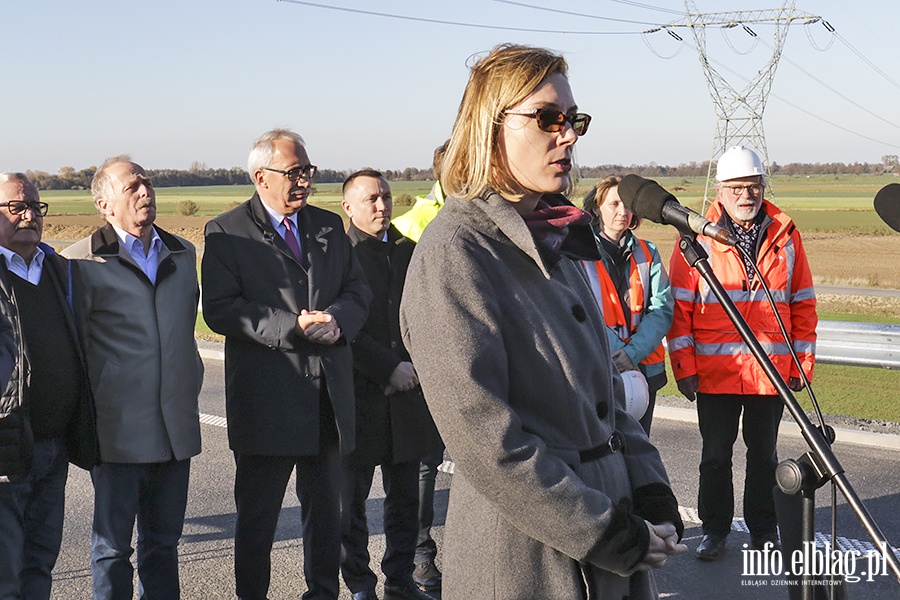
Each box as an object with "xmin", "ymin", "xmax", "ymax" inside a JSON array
[{"xmin": 583, "ymin": 175, "xmax": 673, "ymax": 434}]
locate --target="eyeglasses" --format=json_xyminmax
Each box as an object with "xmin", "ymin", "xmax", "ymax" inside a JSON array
[
  {"xmin": 721, "ymin": 183, "xmax": 764, "ymax": 197},
  {"xmin": 0, "ymin": 201, "xmax": 49, "ymax": 217},
  {"xmin": 505, "ymin": 108, "xmax": 592, "ymax": 136},
  {"xmin": 263, "ymin": 164, "xmax": 318, "ymax": 181}
]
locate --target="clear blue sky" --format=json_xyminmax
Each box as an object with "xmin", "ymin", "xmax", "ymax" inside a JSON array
[{"xmin": 3, "ymin": 0, "xmax": 899, "ymax": 174}]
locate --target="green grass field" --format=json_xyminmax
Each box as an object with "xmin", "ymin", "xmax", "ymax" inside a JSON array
[
  {"xmin": 41, "ymin": 185, "xmax": 257, "ymax": 217},
  {"xmin": 42, "ymin": 174, "xmax": 899, "ymax": 232},
  {"xmin": 40, "ymin": 182, "xmax": 435, "ymax": 218},
  {"xmin": 46, "ymin": 174, "xmax": 900, "ymax": 424}
]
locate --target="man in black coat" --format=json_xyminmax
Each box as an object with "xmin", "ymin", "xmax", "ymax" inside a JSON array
[
  {"xmin": 0, "ymin": 172, "xmax": 97, "ymax": 599},
  {"xmin": 201, "ymin": 130, "xmax": 371, "ymax": 600},
  {"xmin": 339, "ymin": 170, "xmax": 442, "ymax": 600}
]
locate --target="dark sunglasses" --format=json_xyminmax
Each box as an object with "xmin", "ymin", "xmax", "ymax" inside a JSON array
[
  {"xmin": 506, "ymin": 108, "xmax": 592, "ymax": 136},
  {"xmin": 263, "ymin": 164, "xmax": 318, "ymax": 182},
  {"xmin": 0, "ymin": 201, "xmax": 49, "ymax": 217}
]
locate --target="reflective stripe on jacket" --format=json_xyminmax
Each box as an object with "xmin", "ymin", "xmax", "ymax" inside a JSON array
[
  {"xmin": 585, "ymin": 233, "xmax": 673, "ymax": 378},
  {"xmin": 667, "ymin": 199, "xmax": 817, "ymax": 395}
]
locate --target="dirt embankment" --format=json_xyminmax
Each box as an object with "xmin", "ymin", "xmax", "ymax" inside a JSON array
[
  {"xmin": 44, "ymin": 215, "xmax": 900, "ymax": 316},
  {"xmin": 43, "ymin": 215, "xmax": 210, "ymax": 249}
]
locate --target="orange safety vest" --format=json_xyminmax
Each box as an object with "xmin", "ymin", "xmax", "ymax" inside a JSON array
[{"xmin": 591, "ymin": 238, "xmax": 666, "ymax": 368}]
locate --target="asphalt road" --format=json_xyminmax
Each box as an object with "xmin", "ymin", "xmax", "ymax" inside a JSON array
[{"xmin": 49, "ymin": 358, "xmax": 900, "ymax": 599}]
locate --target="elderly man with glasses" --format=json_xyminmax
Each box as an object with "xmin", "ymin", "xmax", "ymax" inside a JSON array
[
  {"xmin": 202, "ymin": 128, "xmax": 371, "ymax": 600},
  {"xmin": 667, "ymin": 145, "xmax": 817, "ymax": 561},
  {"xmin": 0, "ymin": 172, "xmax": 98, "ymax": 599}
]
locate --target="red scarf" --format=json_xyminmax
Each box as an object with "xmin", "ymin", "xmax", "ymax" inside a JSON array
[{"xmin": 522, "ymin": 199, "xmax": 592, "ymax": 254}]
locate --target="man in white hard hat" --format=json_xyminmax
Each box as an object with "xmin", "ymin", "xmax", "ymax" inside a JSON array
[{"xmin": 667, "ymin": 145, "xmax": 817, "ymax": 561}]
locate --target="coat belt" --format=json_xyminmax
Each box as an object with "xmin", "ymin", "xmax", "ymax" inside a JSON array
[{"xmin": 579, "ymin": 431, "xmax": 626, "ymax": 463}]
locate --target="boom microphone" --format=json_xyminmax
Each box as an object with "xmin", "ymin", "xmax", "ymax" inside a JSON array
[
  {"xmin": 874, "ymin": 183, "xmax": 900, "ymax": 233},
  {"xmin": 618, "ymin": 174, "xmax": 738, "ymax": 246}
]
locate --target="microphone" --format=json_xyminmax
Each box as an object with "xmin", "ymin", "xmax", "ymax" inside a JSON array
[
  {"xmin": 874, "ymin": 183, "xmax": 900, "ymax": 233},
  {"xmin": 618, "ymin": 174, "xmax": 738, "ymax": 246}
]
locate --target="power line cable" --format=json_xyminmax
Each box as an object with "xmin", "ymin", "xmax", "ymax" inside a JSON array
[
  {"xmin": 833, "ymin": 29, "xmax": 900, "ymax": 92},
  {"xmin": 488, "ymin": 0, "xmax": 661, "ymax": 25},
  {"xmin": 282, "ymin": 0, "xmax": 900, "ymax": 149},
  {"xmin": 277, "ymin": 0, "xmax": 642, "ymax": 35},
  {"xmin": 670, "ymin": 36, "xmax": 900, "ymax": 150},
  {"xmin": 641, "ymin": 29, "xmax": 685, "ymax": 59},
  {"xmin": 721, "ymin": 24, "xmax": 759, "ymax": 55},
  {"xmin": 833, "ymin": 0, "xmax": 900, "ymax": 65},
  {"xmin": 608, "ymin": 0, "xmax": 684, "ymax": 16},
  {"xmin": 769, "ymin": 89, "xmax": 900, "ymax": 150},
  {"xmin": 755, "ymin": 34, "xmax": 900, "ymax": 132},
  {"xmin": 803, "ymin": 20, "xmax": 835, "ymax": 52}
]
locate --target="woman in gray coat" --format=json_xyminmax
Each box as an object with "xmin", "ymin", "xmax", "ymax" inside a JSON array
[{"xmin": 399, "ymin": 44, "xmax": 686, "ymax": 600}]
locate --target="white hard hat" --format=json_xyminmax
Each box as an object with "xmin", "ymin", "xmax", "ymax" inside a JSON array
[
  {"xmin": 715, "ymin": 145, "xmax": 766, "ymax": 182},
  {"xmin": 621, "ymin": 370, "xmax": 650, "ymax": 420}
]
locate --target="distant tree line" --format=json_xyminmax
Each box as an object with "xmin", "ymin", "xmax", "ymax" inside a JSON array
[
  {"xmin": 26, "ymin": 164, "xmax": 252, "ymax": 191},
  {"xmin": 24, "ymin": 164, "xmax": 436, "ymax": 190},
  {"xmin": 580, "ymin": 156, "xmax": 897, "ymax": 179},
  {"xmin": 24, "ymin": 157, "xmax": 899, "ymax": 191}
]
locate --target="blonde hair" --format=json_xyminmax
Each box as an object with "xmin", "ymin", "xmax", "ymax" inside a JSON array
[
  {"xmin": 582, "ymin": 175, "xmax": 641, "ymax": 230},
  {"xmin": 442, "ymin": 44, "xmax": 571, "ymax": 201}
]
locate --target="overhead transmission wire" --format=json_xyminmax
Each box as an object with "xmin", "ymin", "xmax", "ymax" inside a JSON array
[
  {"xmin": 800, "ymin": 15, "xmax": 900, "ymax": 93},
  {"xmin": 489, "ymin": 0, "xmax": 660, "ymax": 26},
  {"xmin": 803, "ymin": 20, "xmax": 835, "ymax": 52},
  {"xmin": 608, "ymin": 0, "xmax": 684, "ymax": 16},
  {"xmin": 721, "ymin": 24, "xmax": 759, "ymax": 56},
  {"xmin": 279, "ymin": 1, "xmax": 900, "ymax": 148},
  {"xmin": 833, "ymin": 0, "xmax": 900, "ymax": 65},
  {"xmin": 833, "ymin": 29, "xmax": 900, "ymax": 92},
  {"xmin": 755, "ymin": 32, "xmax": 900, "ymax": 132},
  {"xmin": 642, "ymin": 28, "xmax": 685, "ymax": 59},
  {"xmin": 670, "ymin": 35, "xmax": 900, "ymax": 150},
  {"xmin": 277, "ymin": 0, "xmax": 642, "ymax": 35}
]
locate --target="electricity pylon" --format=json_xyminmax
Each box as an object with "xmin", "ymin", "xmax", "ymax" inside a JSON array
[{"xmin": 652, "ymin": 1, "xmax": 821, "ymax": 209}]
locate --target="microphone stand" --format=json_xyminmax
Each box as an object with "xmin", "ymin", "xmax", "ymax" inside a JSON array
[{"xmin": 676, "ymin": 233, "xmax": 900, "ymax": 598}]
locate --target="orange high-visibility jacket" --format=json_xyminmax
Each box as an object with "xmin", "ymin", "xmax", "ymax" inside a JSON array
[
  {"xmin": 585, "ymin": 237, "xmax": 668, "ymax": 374},
  {"xmin": 667, "ymin": 200, "xmax": 817, "ymax": 395}
]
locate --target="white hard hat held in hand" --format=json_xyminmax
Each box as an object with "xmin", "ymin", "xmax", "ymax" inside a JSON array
[{"xmin": 621, "ymin": 369, "xmax": 650, "ymax": 420}]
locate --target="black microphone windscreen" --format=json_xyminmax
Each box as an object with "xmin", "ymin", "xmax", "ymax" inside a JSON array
[
  {"xmin": 618, "ymin": 174, "xmax": 675, "ymax": 223},
  {"xmin": 874, "ymin": 183, "xmax": 900, "ymax": 233}
]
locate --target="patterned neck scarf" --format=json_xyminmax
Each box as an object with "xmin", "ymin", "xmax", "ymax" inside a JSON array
[
  {"xmin": 727, "ymin": 213, "xmax": 763, "ymax": 282},
  {"xmin": 522, "ymin": 199, "xmax": 592, "ymax": 256}
]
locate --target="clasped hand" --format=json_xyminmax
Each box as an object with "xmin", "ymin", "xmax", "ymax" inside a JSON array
[
  {"xmin": 635, "ymin": 521, "xmax": 687, "ymax": 572},
  {"xmin": 298, "ymin": 310, "xmax": 341, "ymax": 345}
]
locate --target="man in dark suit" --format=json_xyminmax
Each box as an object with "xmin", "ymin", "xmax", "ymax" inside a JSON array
[
  {"xmin": 339, "ymin": 170, "xmax": 442, "ymax": 600},
  {"xmin": 201, "ymin": 129, "xmax": 371, "ymax": 600}
]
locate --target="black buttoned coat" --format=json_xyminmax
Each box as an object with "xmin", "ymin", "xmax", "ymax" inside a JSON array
[
  {"xmin": 345, "ymin": 223, "xmax": 442, "ymax": 466},
  {"xmin": 202, "ymin": 195, "xmax": 371, "ymax": 456}
]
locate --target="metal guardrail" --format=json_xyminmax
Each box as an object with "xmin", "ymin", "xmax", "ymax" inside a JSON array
[{"xmin": 817, "ymin": 320, "xmax": 900, "ymax": 370}]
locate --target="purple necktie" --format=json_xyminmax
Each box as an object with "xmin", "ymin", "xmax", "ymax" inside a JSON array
[{"xmin": 282, "ymin": 217, "xmax": 304, "ymax": 265}]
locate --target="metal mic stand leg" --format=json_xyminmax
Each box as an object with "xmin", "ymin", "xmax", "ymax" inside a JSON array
[
  {"xmin": 677, "ymin": 233, "xmax": 900, "ymax": 592},
  {"xmin": 776, "ymin": 453, "xmax": 849, "ymax": 600}
]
